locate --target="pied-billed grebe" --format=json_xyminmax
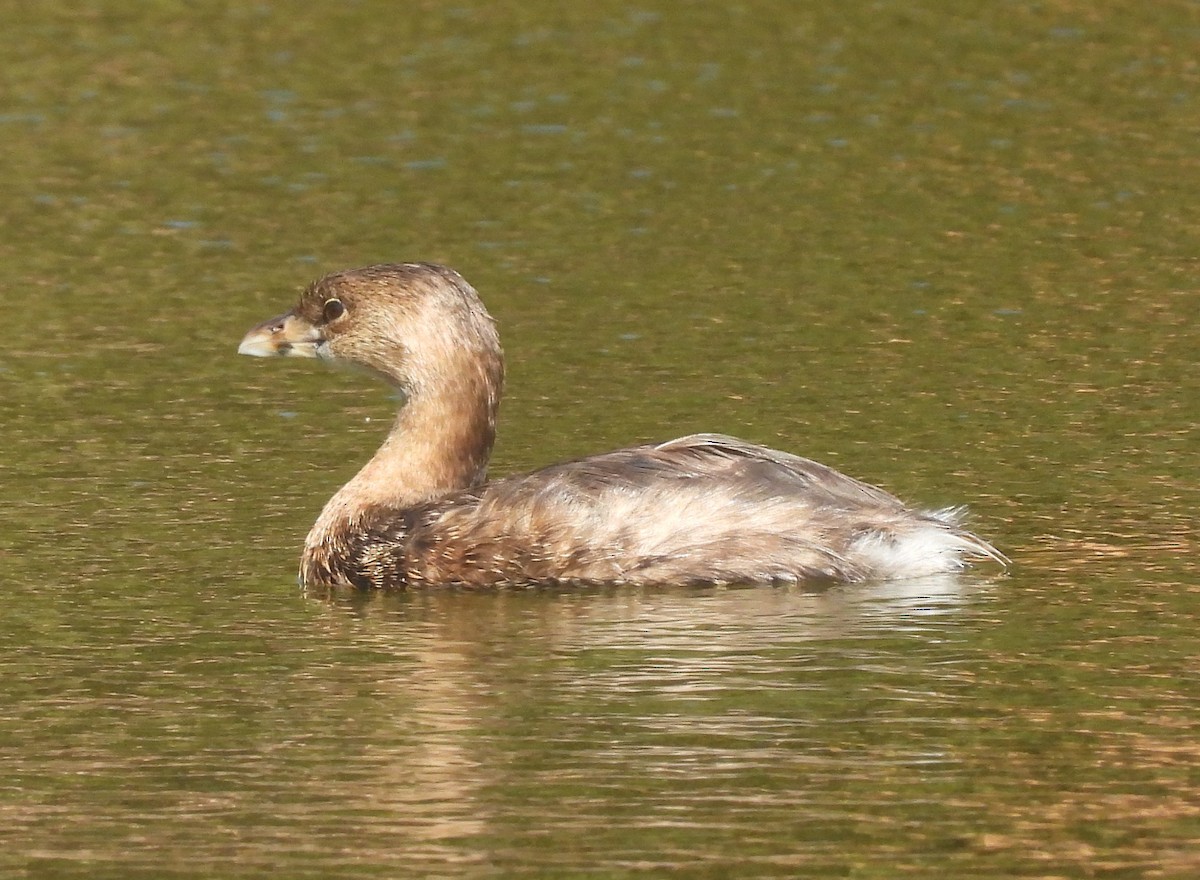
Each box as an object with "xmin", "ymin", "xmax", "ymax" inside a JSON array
[{"xmin": 238, "ymin": 263, "xmax": 1005, "ymax": 589}]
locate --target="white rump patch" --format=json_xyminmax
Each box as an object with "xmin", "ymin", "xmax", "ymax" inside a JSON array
[{"xmin": 848, "ymin": 509, "xmax": 1005, "ymax": 580}]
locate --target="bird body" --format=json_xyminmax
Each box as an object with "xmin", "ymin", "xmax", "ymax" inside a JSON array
[{"xmin": 238, "ymin": 263, "xmax": 1004, "ymax": 589}]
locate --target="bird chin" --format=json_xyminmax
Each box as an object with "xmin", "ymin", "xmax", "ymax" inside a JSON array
[{"xmin": 282, "ymin": 341, "xmax": 322, "ymax": 359}]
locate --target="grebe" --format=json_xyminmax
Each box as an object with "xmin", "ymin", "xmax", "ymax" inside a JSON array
[{"xmin": 238, "ymin": 263, "xmax": 1004, "ymax": 588}]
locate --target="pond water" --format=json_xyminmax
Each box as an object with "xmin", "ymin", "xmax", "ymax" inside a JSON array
[{"xmin": 2, "ymin": 1, "xmax": 1197, "ymax": 877}]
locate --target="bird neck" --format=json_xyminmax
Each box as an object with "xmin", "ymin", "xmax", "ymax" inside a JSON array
[{"xmin": 304, "ymin": 348, "xmax": 502, "ymax": 558}]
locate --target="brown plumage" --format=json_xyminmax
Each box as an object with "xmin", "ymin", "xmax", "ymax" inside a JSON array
[{"xmin": 238, "ymin": 263, "xmax": 1005, "ymax": 589}]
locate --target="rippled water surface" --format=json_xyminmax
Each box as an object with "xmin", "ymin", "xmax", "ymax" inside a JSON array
[{"xmin": 2, "ymin": 2, "xmax": 1197, "ymax": 877}]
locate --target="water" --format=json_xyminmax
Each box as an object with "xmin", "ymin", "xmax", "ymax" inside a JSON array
[{"xmin": 2, "ymin": 1, "xmax": 1197, "ymax": 877}]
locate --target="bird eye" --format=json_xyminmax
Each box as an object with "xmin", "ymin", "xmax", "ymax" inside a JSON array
[{"xmin": 323, "ymin": 299, "xmax": 346, "ymax": 322}]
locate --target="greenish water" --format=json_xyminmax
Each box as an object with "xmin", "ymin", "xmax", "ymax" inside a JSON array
[{"xmin": 2, "ymin": 1, "xmax": 1197, "ymax": 877}]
